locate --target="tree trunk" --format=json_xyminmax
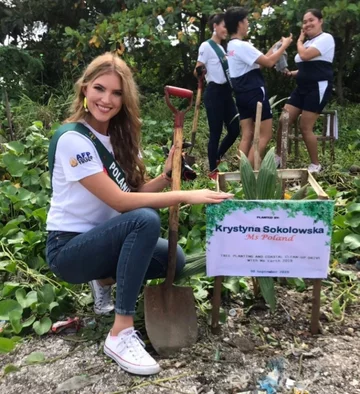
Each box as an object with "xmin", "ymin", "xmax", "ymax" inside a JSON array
[
  {"xmin": 336, "ymin": 24, "xmax": 352, "ymax": 104},
  {"xmin": 200, "ymin": 15, "xmax": 207, "ymax": 44}
]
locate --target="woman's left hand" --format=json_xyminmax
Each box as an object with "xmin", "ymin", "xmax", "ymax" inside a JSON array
[
  {"xmin": 163, "ymin": 145, "xmax": 175, "ymax": 174},
  {"xmin": 298, "ymin": 30, "xmax": 305, "ymax": 43},
  {"xmin": 282, "ymin": 68, "xmax": 292, "ymax": 77}
]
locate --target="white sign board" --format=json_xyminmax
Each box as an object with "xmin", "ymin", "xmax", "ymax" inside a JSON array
[{"xmin": 206, "ymin": 200, "xmax": 334, "ymax": 278}]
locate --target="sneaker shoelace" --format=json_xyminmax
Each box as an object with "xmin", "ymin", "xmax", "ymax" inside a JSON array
[
  {"xmin": 120, "ymin": 331, "xmax": 147, "ymax": 361},
  {"xmin": 94, "ymin": 284, "xmax": 112, "ymax": 307}
]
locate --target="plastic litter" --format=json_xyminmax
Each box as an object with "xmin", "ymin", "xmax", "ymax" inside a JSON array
[
  {"xmin": 0, "ymin": 320, "xmax": 7, "ymax": 333},
  {"xmin": 267, "ymin": 357, "xmax": 286, "ymax": 372},
  {"xmin": 285, "ymin": 378, "xmax": 296, "ymax": 388},
  {"xmin": 273, "ymin": 41, "xmax": 288, "ymax": 72},
  {"xmin": 240, "ymin": 391, "xmax": 267, "ymax": 394},
  {"xmin": 51, "ymin": 317, "xmax": 81, "ymax": 334},
  {"xmin": 257, "ymin": 367, "xmax": 280, "ymax": 394},
  {"xmin": 293, "ymin": 389, "xmax": 309, "ymax": 394},
  {"xmin": 229, "ymin": 308, "xmax": 237, "ymax": 317}
]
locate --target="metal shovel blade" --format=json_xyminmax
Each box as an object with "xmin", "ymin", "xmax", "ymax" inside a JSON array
[{"xmin": 144, "ymin": 283, "xmax": 198, "ymax": 356}]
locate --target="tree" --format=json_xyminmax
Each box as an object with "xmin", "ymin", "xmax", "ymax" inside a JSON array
[
  {"xmin": 62, "ymin": 0, "xmax": 270, "ymax": 90},
  {"xmin": 0, "ymin": 46, "xmax": 43, "ymax": 139}
]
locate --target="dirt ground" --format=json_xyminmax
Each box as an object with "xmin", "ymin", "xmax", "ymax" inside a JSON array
[{"xmin": 1, "ymin": 274, "xmax": 360, "ymax": 394}]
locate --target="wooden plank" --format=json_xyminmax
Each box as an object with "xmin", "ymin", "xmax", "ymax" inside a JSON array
[
  {"xmin": 307, "ymin": 172, "xmax": 329, "ymax": 199},
  {"xmin": 219, "ymin": 169, "xmax": 308, "ymax": 182},
  {"xmin": 253, "ymin": 102, "xmax": 262, "ymax": 171},
  {"xmin": 311, "ymin": 279, "xmax": 322, "ymax": 334},
  {"xmin": 212, "ymin": 174, "xmax": 227, "ymax": 334},
  {"xmin": 211, "ymin": 276, "xmax": 223, "ymax": 335}
]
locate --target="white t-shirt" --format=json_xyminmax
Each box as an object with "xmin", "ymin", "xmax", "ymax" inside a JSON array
[
  {"xmin": 295, "ymin": 32, "xmax": 334, "ymax": 63},
  {"xmin": 227, "ymin": 39, "xmax": 262, "ymax": 78},
  {"xmin": 46, "ymin": 121, "xmax": 119, "ymax": 233},
  {"xmin": 197, "ymin": 41, "xmax": 227, "ymax": 84}
]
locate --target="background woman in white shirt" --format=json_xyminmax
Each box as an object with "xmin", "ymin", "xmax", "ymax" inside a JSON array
[
  {"xmin": 276, "ymin": 9, "xmax": 335, "ymax": 173},
  {"xmin": 194, "ymin": 13, "xmax": 240, "ymax": 178},
  {"xmin": 225, "ymin": 6, "xmax": 292, "ymax": 166}
]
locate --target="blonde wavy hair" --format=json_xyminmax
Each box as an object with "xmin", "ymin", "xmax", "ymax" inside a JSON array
[{"xmin": 66, "ymin": 52, "xmax": 145, "ymax": 190}]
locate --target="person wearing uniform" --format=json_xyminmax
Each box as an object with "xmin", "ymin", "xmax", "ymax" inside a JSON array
[
  {"xmin": 194, "ymin": 13, "xmax": 240, "ymax": 178},
  {"xmin": 46, "ymin": 53, "xmax": 233, "ymax": 376},
  {"xmin": 224, "ymin": 7, "xmax": 292, "ymax": 166},
  {"xmin": 276, "ymin": 9, "xmax": 335, "ymax": 173}
]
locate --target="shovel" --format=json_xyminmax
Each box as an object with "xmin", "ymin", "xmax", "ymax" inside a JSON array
[
  {"xmin": 185, "ymin": 72, "xmax": 205, "ymax": 166},
  {"xmin": 144, "ymin": 86, "xmax": 198, "ymax": 356}
]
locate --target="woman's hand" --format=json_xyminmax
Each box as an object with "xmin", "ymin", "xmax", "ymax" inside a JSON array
[
  {"xmin": 163, "ymin": 145, "xmax": 175, "ymax": 175},
  {"xmin": 282, "ymin": 68, "xmax": 293, "ymax": 77},
  {"xmin": 298, "ymin": 30, "xmax": 306, "ymax": 44},
  {"xmin": 183, "ymin": 189, "xmax": 233, "ymax": 205},
  {"xmin": 281, "ymin": 33, "xmax": 293, "ymax": 48}
]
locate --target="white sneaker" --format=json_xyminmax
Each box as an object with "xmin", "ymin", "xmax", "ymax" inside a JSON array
[
  {"xmin": 275, "ymin": 155, "xmax": 282, "ymax": 168},
  {"xmin": 307, "ymin": 163, "xmax": 322, "ymax": 173},
  {"xmin": 104, "ymin": 327, "xmax": 161, "ymax": 375},
  {"xmin": 89, "ymin": 280, "xmax": 114, "ymax": 315}
]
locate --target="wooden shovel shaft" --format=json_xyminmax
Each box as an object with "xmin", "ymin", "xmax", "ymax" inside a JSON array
[
  {"xmin": 165, "ymin": 125, "xmax": 183, "ymax": 286},
  {"xmin": 190, "ymin": 85, "xmax": 203, "ymax": 150}
]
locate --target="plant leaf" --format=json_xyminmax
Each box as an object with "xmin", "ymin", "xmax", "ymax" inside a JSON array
[
  {"xmin": 240, "ymin": 151, "xmax": 257, "ymax": 199},
  {"xmin": 258, "ymin": 277, "xmax": 276, "ymax": 312},
  {"xmin": 9, "ymin": 310, "xmax": 23, "ymax": 334},
  {"xmin": 290, "ymin": 185, "xmax": 308, "ymax": 200},
  {"xmin": 25, "ymin": 351, "xmax": 45, "ymax": 364},
  {"xmin": 256, "ymin": 147, "xmax": 278, "ymax": 199},
  {"xmin": 3, "ymin": 364, "xmax": 21, "ymax": 375},
  {"xmin": 331, "ymin": 299, "xmax": 342, "ymax": 316},
  {"xmin": 22, "ymin": 315, "xmax": 36, "ymax": 328},
  {"xmin": 33, "ymin": 317, "xmax": 52, "ymax": 336},
  {"xmin": 0, "ymin": 300, "xmax": 23, "ymax": 321},
  {"xmin": 0, "ymin": 338, "xmax": 16, "ymax": 353},
  {"xmin": 344, "ymin": 233, "xmax": 360, "ymax": 249},
  {"xmin": 38, "ymin": 284, "xmax": 55, "ymax": 304},
  {"xmin": 3, "ymin": 141, "xmax": 25, "ymax": 154},
  {"xmin": 16, "ymin": 289, "xmax": 38, "ymax": 309}
]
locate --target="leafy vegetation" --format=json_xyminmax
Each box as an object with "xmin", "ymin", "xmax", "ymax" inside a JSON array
[
  {"xmin": 1, "ymin": 0, "xmax": 360, "ymax": 356},
  {"xmin": 1, "ymin": 94, "xmax": 359, "ymax": 354}
]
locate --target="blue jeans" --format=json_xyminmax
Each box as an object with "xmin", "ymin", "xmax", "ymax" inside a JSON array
[{"xmin": 46, "ymin": 208, "xmax": 186, "ymax": 315}]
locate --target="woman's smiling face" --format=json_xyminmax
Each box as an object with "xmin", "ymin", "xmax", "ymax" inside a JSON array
[
  {"xmin": 83, "ymin": 72, "xmax": 123, "ymax": 134},
  {"xmin": 302, "ymin": 12, "xmax": 323, "ymax": 38}
]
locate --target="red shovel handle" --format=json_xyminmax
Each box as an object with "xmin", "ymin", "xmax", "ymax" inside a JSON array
[
  {"xmin": 164, "ymin": 86, "xmax": 193, "ymax": 119},
  {"xmin": 165, "ymin": 86, "xmax": 193, "ymax": 99}
]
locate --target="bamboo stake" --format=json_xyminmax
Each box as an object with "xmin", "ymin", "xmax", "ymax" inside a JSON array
[
  {"xmin": 252, "ymin": 102, "xmax": 262, "ymax": 296},
  {"xmin": 253, "ymin": 101, "xmax": 262, "ymax": 171}
]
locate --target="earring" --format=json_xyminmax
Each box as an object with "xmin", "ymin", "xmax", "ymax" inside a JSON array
[
  {"xmin": 213, "ymin": 28, "xmax": 217, "ymax": 35},
  {"xmin": 83, "ymin": 97, "xmax": 89, "ymax": 112}
]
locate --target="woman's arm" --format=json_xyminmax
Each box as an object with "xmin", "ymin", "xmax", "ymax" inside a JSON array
[
  {"xmin": 283, "ymin": 68, "xmax": 298, "ymax": 77},
  {"xmin": 255, "ymin": 35, "xmax": 293, "ymax": 68},
  {"xmin": 79, "ymin": 172, "xmax": 232, "ymax": 212},
  {"xmin": 194, "ymin": 61, "xmax": 206, "ymax": 78},
  {"xmin": 138, "ymin": 173, "xmax": 171, "ymax": 192},
  {"xmin": 138, "ymin": 145, "xmax": 174, "ymax": 193},
  {"xmin": 297, "ymin": 30, "xmax": 321, "ymax": 61},
  {"xmin": 264, "ymin": 43, "xmax": 276, "ymax": 57}
]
